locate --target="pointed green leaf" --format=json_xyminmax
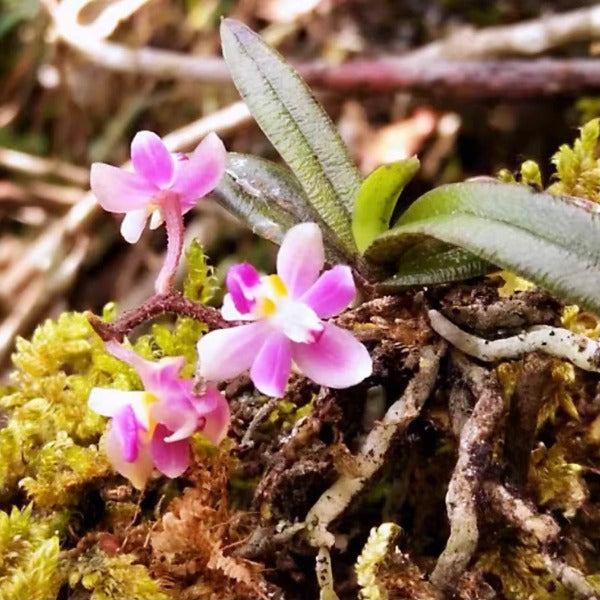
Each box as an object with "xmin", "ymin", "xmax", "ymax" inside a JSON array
[
  {"xmin": 220, "ymin": 18, "xmax": 361, "ymax": 255},
  {"xmin": 381, "ymin": 239, "xmax": 491, "ymax": 288},
  {"xmin": 366, "ymin": 182, "xmax": 600, "ymax": 314},
  {"xmin": 214, "ymin": 153, "xmax": 350, "ymax": 265},
  {"xmin": 352, "ymin": 157, "xmax": 420, "ymax": 253}
]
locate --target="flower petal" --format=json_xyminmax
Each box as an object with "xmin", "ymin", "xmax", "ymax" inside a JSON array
[
  {"xmin": 292, "ymin": 323, "xmax": 372, "ymax": 388},
  {"xmin": 89, "ymin": 388, "xmax": 147, "ymax": 418},
  {"xmin": 250, "ymin": 332, "xmax": 292, "ymax": 397},
  {"xmin": 226, "ymin": 263, "xmax": 261, "ymax": 314},
  {"xmin": 120, "ymin": 208, "xmax": 148, "ymax": 243},
  {"xmin": 104, "ymin": 341, "xmax": 186, "ymax": 398},
  {"xmin": 105, "ymin": 425, "xmax": 154, "ymax": 490},
  {"xmin": 221, "ymin": 294, "xmax": 255, "ymax": 321},
  {"xmin": 275, "ymin": 300, "xmax": 323, "ymax": 344},
  {"xmin": 131, "ymin": 130, "xmax": 175, "ymax": 188},
  {"xmin": 151, "ymin": 398, "xmax": 197, "ymax": 443},
  {"xmin": 197, "ymin": 322, "xmax": 269, "ymax": 382},
  {"xmin": 111, "ymin": 405, "xmax": 142, "ymax": 462},
  {"xmin": 198, "ymin": 387, "xmax": 230, "ymax": 445},
  {"xmin": 301, "ymin": 265, "xmax": 356, "ymax": 318},
  {"xmin": 90, "ymin": 163, "xmax": 154, "ymax": 212},
  {"xmin": 171, "ymin": 132, "xmax": 227, "ymax": 209},
  {"xmin": 277, "ymin": 223, "xmax": 324, "ymax": 298},
  {"xmin": 151, "ymin": 424, "xmax": 190, "ymax": 478}
]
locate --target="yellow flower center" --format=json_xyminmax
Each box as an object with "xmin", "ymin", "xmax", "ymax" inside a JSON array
[{"xmin": 257, "ymin": 274, "xmax": 288, "ymax": 317}]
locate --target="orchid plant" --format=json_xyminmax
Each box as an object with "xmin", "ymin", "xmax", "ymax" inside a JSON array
[{"xmin": 87, "ymin": 18, "xmax": 600, "ymax": 490}]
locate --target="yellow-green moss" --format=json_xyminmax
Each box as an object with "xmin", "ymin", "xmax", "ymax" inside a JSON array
[
  {"xmin": 0, "ymin": 505, "xmax": 64, "ymax": 600},
  {"xmin": 67, "ymin": 548, "xmax": 169, "ymax": 600}
]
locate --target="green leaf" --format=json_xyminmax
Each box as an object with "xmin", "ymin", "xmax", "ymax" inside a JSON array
[
  {"xmin": 381, "ymin": 239, "xmax": 491, "ymax": 288},
  {"xmin": 220, "ymin": 18, "xmax": 361, "ymax": 255},
  {"xmin": 214, "ymin": 153, "xmax": 350, "ymax": 265},
  {"xmin": 352, "ymin": 157, "xmax": 420, "ymax": 253},
  {"xmin": 366, "ymin": 181, "xmax": 600, "ymax": 313}
]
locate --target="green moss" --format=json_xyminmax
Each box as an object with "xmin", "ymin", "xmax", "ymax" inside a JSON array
[
  {"xmin": 67, "ymin": 548, "xmax": 169, "ymax": 600},
  {"xmin": 549, "ymin": 118, "xmax": 600, "ymax": 201},
  {"xmin": 20, "ymin": 432, "xmax": 110, "ymax": 509},
  {"xmin": 0, "ymin": 505, "xmax": 64, "ymax": 600},
  {"xmin": 528, "ymin": 443, "xmax": 587, "ymax": 517},
  {"xmin": 476, "ymin": 542, "xmax": 570, "ymax": 600},
  {"xmin": 0, "ymin": 311, "xmax": 135, "ymax": 501}
]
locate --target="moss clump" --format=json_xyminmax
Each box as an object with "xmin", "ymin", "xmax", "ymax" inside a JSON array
[
  {"xmin": 528, "ymin": 443, "xmax": 587, "ymax": 517},
  {"xmin": 0, "ymin": 504, "xmax": 64, "ymax": 600},
  {"xmin": 0, "ymin": 309, "xmax": 133, "ymax": 501},
  {"xmin": 476, "ymin": 542, "xmax": 570, "ymax": 600},
  {"xmin": 549, "ymin": 118, "xmax": 600, "ymax": 201},
  {"xmin": 67, "ymin": 548, "xmax": 169, "ymax": 600}
]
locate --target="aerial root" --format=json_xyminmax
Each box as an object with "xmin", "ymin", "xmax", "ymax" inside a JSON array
[
  {"xmin": 428, "ymin": 309, "xmax": 600, "ymax": 372},
  {"xmin": 305, "ymin": 343, "xmax": 445, "ymax": 548},
  {"xmin": 430, "ymin": 351, "xmax": 505, "ymax": 588}
]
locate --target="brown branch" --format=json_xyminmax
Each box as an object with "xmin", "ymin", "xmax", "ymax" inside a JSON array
[
  {"xmin": 0, "ymin": 146, "xmax": 89, "ymax": 186},
  {"xmin": 49, "ymin": 1, "xmax": 600, "ymax": 98},
  {"xmin": 504, "ymin": 354, "xmax": 553, "ymax": 485},
  {"xmin": 410, "ymin": 5, "xmax": 600, "ymax": 60},
  {"xmin": 300, "ymin": 58, "xmax": 600, "ymax": 98},
  {"xmin": 87, "ymin": 291, "xmax": 230, "ymax": 342}
]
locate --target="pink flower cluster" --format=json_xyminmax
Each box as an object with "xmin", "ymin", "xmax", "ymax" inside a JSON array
[
  {"xmin": 90, "ymin": 341, "xmax": 229, "ymax": 489},
  {"xmin": 88, "ymin": 131, "xmax": 373, "ymax": 489}
]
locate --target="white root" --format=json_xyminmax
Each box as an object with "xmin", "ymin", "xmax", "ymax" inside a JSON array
[
  {"xmin": 428, "ymin": 309, "xmax": 600, "ymax": 372},
  {"xmin": 316, "ymin": 546, "xmax": 339, "ymax": 600},
  {"xmin": 305, "ymin": 344, "xmax": 444, "ymax": 548}
]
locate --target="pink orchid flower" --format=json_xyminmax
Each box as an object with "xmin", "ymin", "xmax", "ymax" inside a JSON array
[
  {"xmin": 89, "ymin": 341, "xmax": 229, "ymax": 489},
  {"xmin": 197, "ymin": 223, "xmax": 372, "ymax": 397},
  {"xmin": 90, "ymin": 131, "xmax": 226, "ymax": 293}
]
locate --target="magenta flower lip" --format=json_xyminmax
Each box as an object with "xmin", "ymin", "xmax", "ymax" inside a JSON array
[
  {"xmin": 89, "ymin": 341, "xmax": 230, "ymax": 489},
  {"xmin": 197, "ymin": 223, "xmax": 373, "ymax": 398}
]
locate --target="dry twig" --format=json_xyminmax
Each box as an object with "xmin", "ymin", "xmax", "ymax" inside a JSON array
[
  {"xmin": 0, "ymin": 147, "xmax": 89, "ymax": 186},
  {"xmin": 411, "ymin": 5, "xmax": 600, "ymax": 60},
  {"xmin": 48, "ymin": 2, "xmax": 600, "ymax": 97}
]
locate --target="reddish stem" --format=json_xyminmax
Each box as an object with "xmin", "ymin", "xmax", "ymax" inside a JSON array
[
  {"xmin": 88, "ymin": 291, "xmax": 232, "ymax": 343},
  {"xmin": 155, "ymin": 192, "xmax": 184, "ymax": 294}
]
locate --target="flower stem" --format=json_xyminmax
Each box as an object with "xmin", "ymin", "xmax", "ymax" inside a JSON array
[
  {"xmin": 155, "ymin": 192, "xmax": 184, "ymax": 294},
  {"xmin": 88, "ymin": 291, "xmax": 231, "ymax": 342}
]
